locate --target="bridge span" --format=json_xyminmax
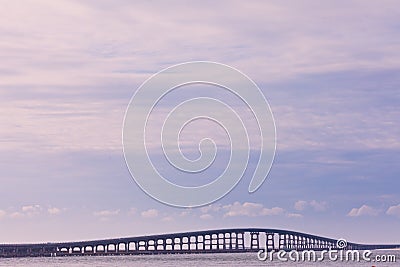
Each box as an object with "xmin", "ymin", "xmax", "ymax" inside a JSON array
[{"xmin": 1, "ymin": 228, "xmax": 399, "ymax": 258}]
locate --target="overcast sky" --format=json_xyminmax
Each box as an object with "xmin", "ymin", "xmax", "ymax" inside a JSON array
[{"xmin": 0, "ymin": 0, "xmax": 399, "ymax": 244}]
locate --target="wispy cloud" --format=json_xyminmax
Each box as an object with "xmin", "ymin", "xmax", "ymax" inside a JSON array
[
  {"xmin": 348, "ymin": 205, "xmax": 380, "ymax": 217},
  {"xmin": 223, "ymin": 202, "xmax": 284, "ymax": 217},
  {"xmin": 286, "ymin": 213, "xmax": 303, "ymax": 219},
  {"xmin": 1, "ymin": 0, "xmax": 399, "ymax": 155},
  {"xmin": 93, "ymin": 209, "xmax": 120, "ymax": 217},
  {"xmin": 5, "ymin": 204, "xmax": 59, "ymax": 219},
  {"xmin": 14, "ymin": 205, "xmax": 43, "ymax": 218},
  {"xmin": 22, "ymin": 205, "xmax": 42, "ymax": 213},
  {"xmin": 141, "ymin": 209, "xmax": 159, "ymax": 219},
  {"xmin": 47, "ymin": 207, "xmax": 62, "ymax": 215},
  {"xmin": 200, "ymin": 204, "xmax": 222, "ymax": 214},
  {"xmin": 294, "ymin": 200, "xmax": 327, "ymax": 212},
  {"xmin": 386, "ymin": 204, "xmax": 400, "ymax": 217},
  {"xmin": 294, "ymin": 200, "xmax": 307, "ymax": 211}
]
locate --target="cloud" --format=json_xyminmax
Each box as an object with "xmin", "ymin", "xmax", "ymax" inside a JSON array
[
  {"xmin": 93, "ymin": 209, "xmax": 120, "ymax": 217},
  {"xmin": 22, "ymin": 205, "xmax": 42, "ymax": 213},
  {"xmin": 179, "ymin": 210, "xmax": 191, "ymax": 217},
  {"xmin": 141, "ymin": 209, "xmax": 158, "ymax": 218},
  {"xmin": 223, "ymin": 202, "xmax": 284, "ymax": 217},
  {"xmin": 262, "ymin": 207, "xmax": 285, "ymax": 216},
  {"xmin": 294, "ymin": 200, "xmax": 308, "ymax": 211},
  {"xmin": 9, "ymin": 205, "xmax": 43, "ymax": 218},
  {"xmin": 348, "ymin": 205, "xmax": 379, "ymax": 217},
  {"xmin": 294, "ymin": 200, "xmax": 327, "ymax": 212},
  {"xmin": 386, "ymin": 204, "xmax": 400, "ymax": 217},
  {"xmin": 309, "ymin": 200, "xmax": 327, "ymax": 212},
  {"xmin": 200, "ymin": 204, "xmax": 222, "ymax": 214},
  {"xmin": 2, "ymin": 205, "xmax": 63, "ymax": 219},
  {"xmin": 1, "ymin": 0, "xmax": 400, "ymax": 155},
  {"xmin": 47, "ymin": 207, "xmax": 61, "ymax": 215},
  {"xmin": 287, "ymin": 213, "xmax": 303, "ymax": 218}
]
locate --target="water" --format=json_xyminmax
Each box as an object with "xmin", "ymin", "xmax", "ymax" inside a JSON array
[{"xmin": 0, "ymin": 251, "xmax": 398, "ymax": 267}]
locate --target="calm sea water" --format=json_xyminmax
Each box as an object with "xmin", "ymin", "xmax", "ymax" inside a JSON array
[{"xmin": 0, "ymin": 251, "xmax": 398, "ymax": 266}]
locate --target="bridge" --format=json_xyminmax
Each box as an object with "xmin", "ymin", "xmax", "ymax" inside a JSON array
[{"xmin": 1, "ymin": 228, "xmax": 399, "ymax": 258}]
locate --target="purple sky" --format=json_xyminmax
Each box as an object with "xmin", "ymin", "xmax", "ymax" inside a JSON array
[{"xmin": 0, "ymin": 1, "xmax": 399, "ymax": 244}]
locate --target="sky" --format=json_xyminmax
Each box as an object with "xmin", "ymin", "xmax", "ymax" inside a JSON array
[{"xmin": 0, "ymin": 0, "xmax": 399, "ymax": 244}]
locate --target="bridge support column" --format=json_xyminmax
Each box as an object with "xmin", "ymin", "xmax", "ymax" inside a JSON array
[
  {"xmin": 279, "ymin": 234, "xmax": 285, "ymax": 250},
  {"xmin": 238, "ymin": 232, "xmax": 244, "ymax": 249},
  {"xmin": 234, "ymin": 233, "xmax": 239, "ymax": 249},
  {"xmin": 194, "ymin": 236, "xmax": 198, "ymax": 250},
  {"xmin": 250, "ymin": 232, "xmax": 259, "ymax": 250},
  {"xmin": 266, "ymin": 233, "xmax": 274, "ymax": 251}
]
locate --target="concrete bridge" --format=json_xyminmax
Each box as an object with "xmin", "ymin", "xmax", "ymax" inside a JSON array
[{"xmin": 1, "ymin": 228, "xmax": 399, "ymax": 258}]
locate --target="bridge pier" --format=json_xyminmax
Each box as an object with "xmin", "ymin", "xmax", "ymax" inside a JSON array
[
  {"xmin": 250, "ymin": 232, "xmax": 259, "ymax": 250},
  {"xmin": 265, "ymin": 233, "xmax": 274, "ymax": 250}
]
